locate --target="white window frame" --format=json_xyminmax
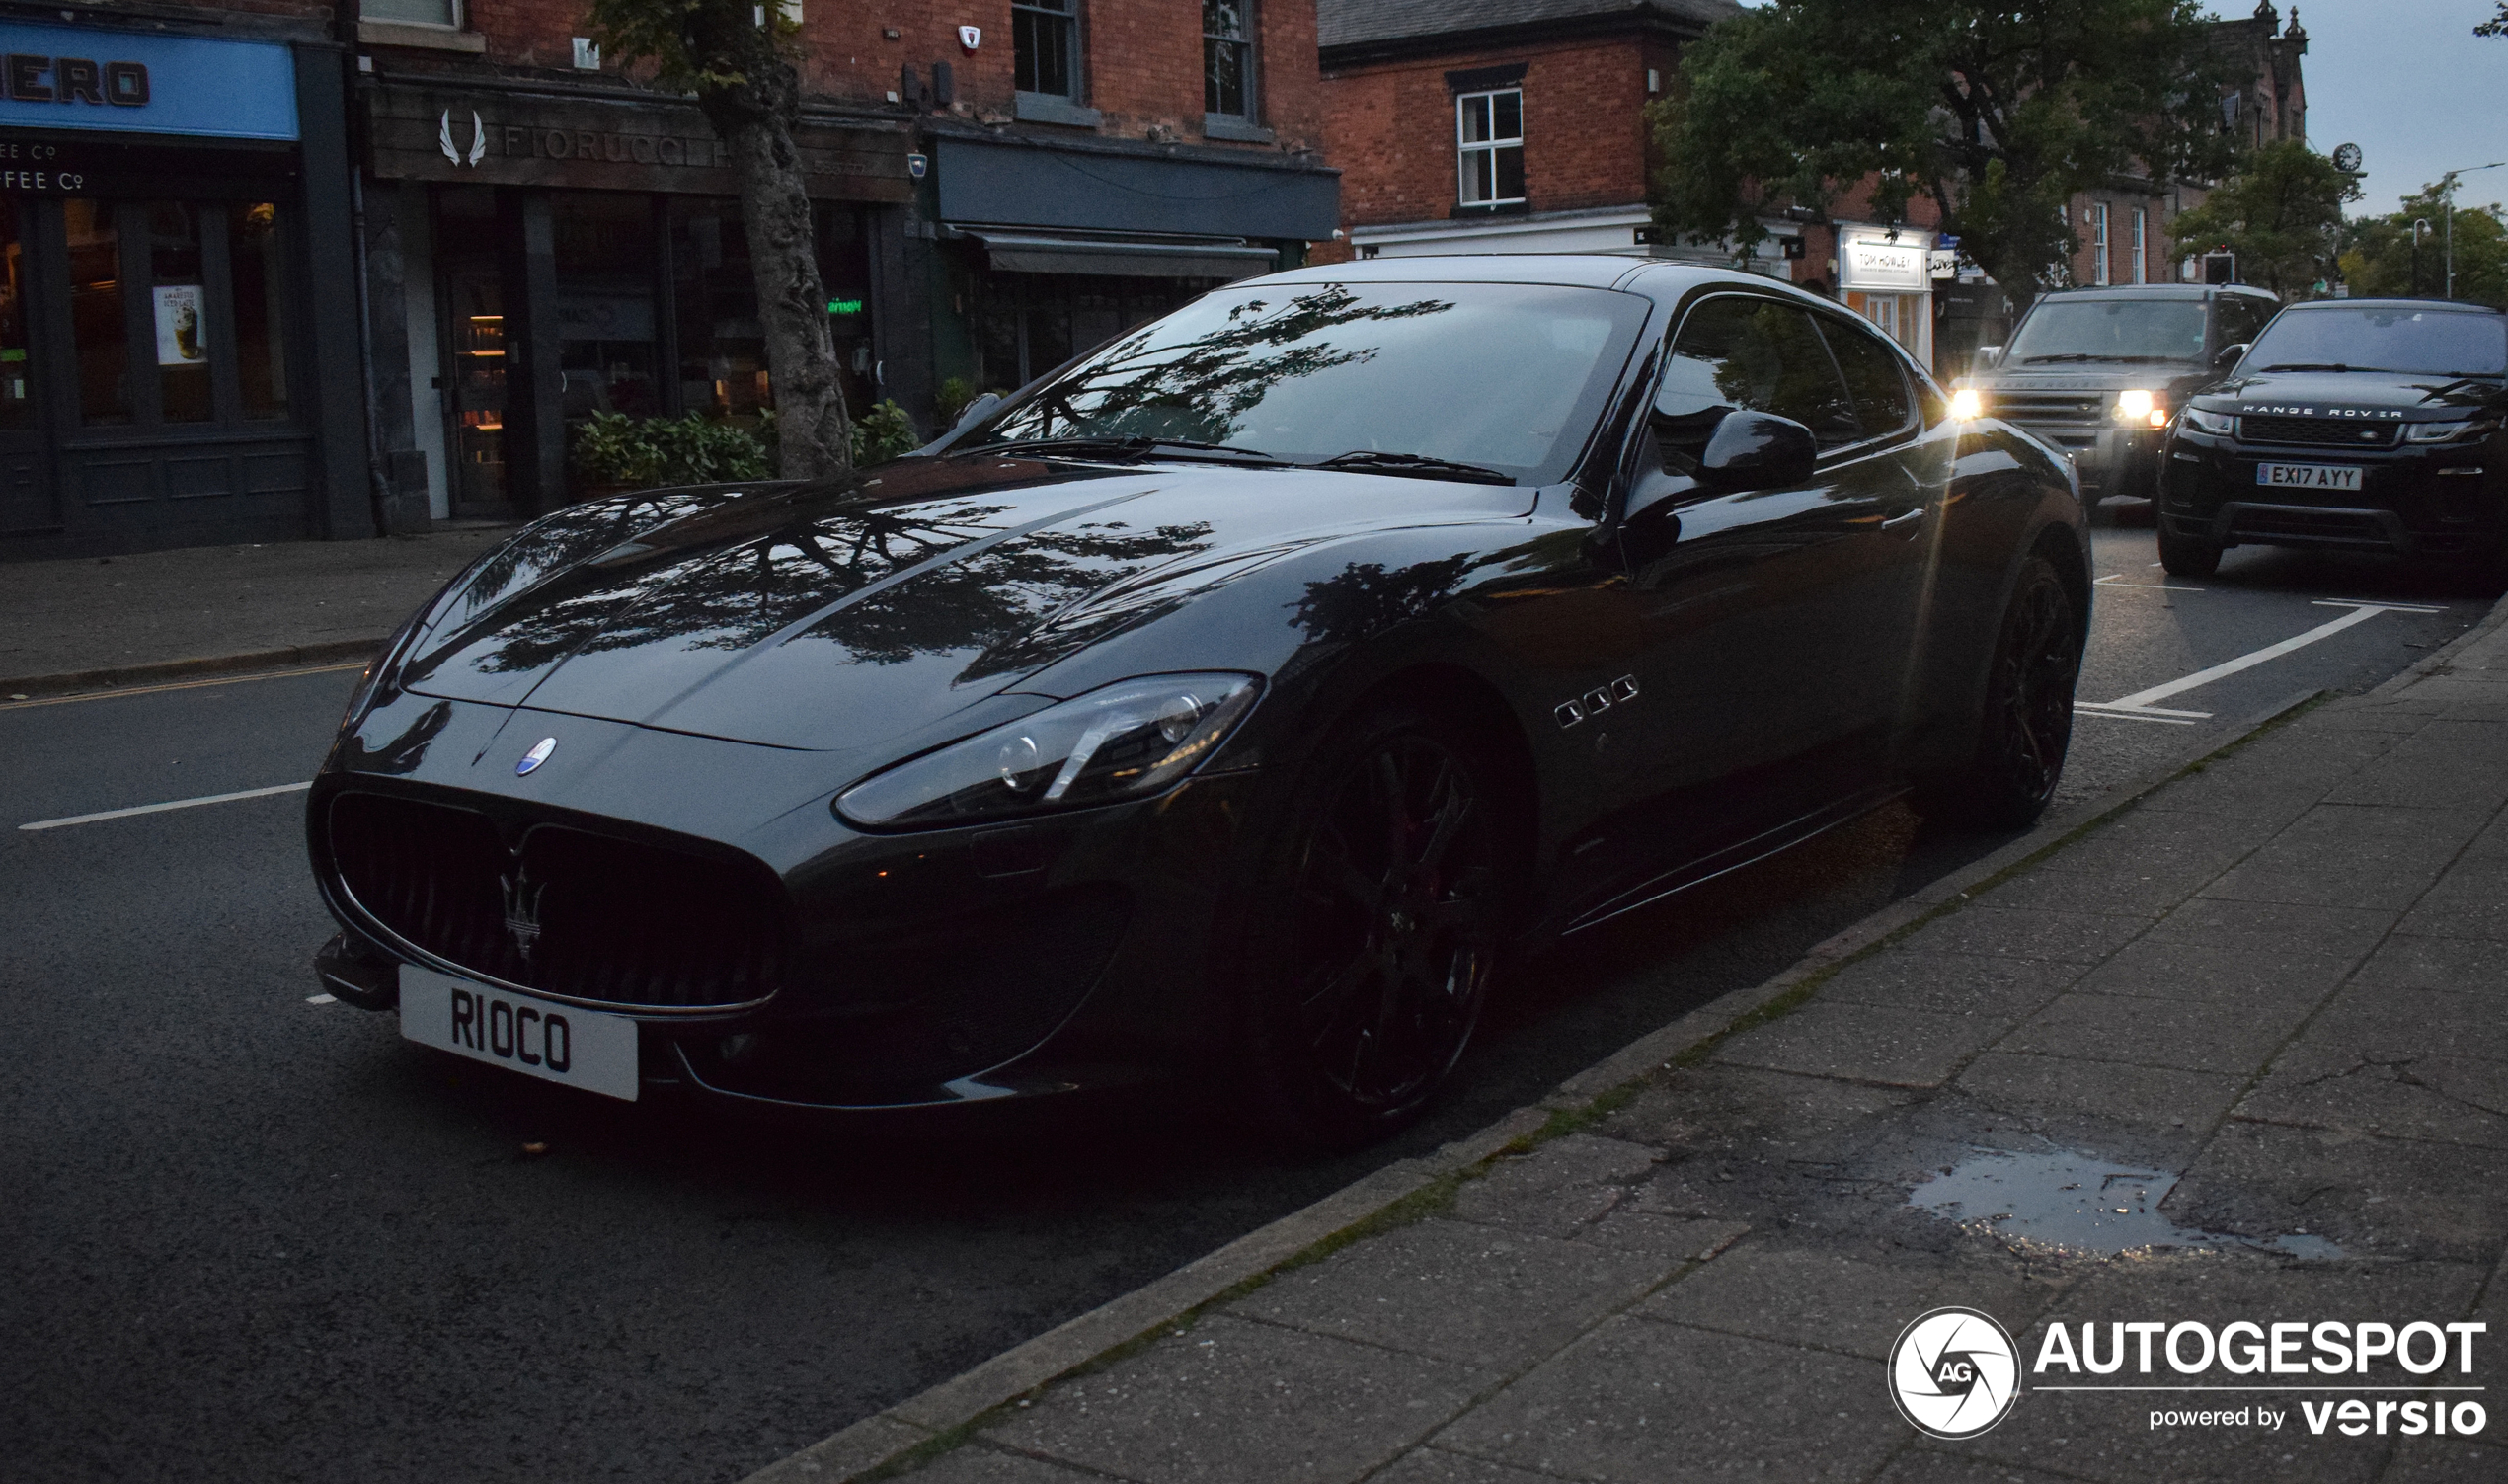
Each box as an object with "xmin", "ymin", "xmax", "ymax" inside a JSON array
[
  {"xmin": 1455, "ymin": 88, "xmax": 1525, "ymax": 208},
  {"xmin": 2092, "ymin": 202, "xmax": 2111, "ymax": 286},
  {"xmin": 363, "ymin": 0, "xmax": 462, "ymax": 26},
  {"xmin": 2131, "ymin": 206, "xmax": 2148, "ymax": 284}
]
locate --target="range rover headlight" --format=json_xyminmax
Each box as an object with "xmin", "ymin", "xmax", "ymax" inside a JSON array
[
  {"xmin": 835, "ymin": 672, "xmax": 1263, "ymax": 829},
  {"xmin": 2113, "ymin": 389, "xmax": 2167, "ymax": 427},
  {"xmin": 2181, "ymin": 407, "xmax": 2235, "ymax": 436},
  {"xmin": 2407, "ymin": 419, "xmax": 2489, "ymax": 443}
]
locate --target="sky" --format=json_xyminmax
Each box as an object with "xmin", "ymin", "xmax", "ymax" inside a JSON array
[{"xmin": 1730, "ymin": 1, "xmax": 2508, "ymax": 218}]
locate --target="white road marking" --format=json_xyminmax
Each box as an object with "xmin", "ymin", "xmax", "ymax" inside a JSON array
[
  {"xmin": 2075, "ymin": 705, "xmax": 2202, "ymax": 725},
  {"xmin": 2314, "ymin": 598, "xmax": 2446, "ymax": 614},
  {"xmin": 2096, "ymin": 574, "xmax": 2205, "ymax": 590},
  {"xmin": 2100, "ymin": 604, "xmax": 2403, "ymax": 712},
  {"xmin": 18, "ymin": 780, "xmax": 310, "ymax": 832},
  {"xmin": 306, "ymin": 993, "xmax": 338, "ymax": 1005}
]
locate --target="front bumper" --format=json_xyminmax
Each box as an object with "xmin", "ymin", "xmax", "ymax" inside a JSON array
[
  {"xmin": 308, "ymin": 691, "xmax": 1266, "ymax": 1112},
  {"xmin": 2005, "ymin": 420, "xmax": 2159, "ymax": 499},
  {"xmin": 2158, "ymin": 429, "xmax": 2505, "ymax": 557}
]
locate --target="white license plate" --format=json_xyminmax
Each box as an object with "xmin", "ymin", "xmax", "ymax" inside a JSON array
[
  {"xmin": 398, "ymin": 965, "xmax": 639, "ymax": 1101},
  {"xmin": 2256, "ymin": 463, "xmax": 2363, "ymax": 492}
]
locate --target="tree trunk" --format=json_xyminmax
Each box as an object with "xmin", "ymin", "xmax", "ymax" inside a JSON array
[{"xmin": 686, "ymin": 8, "xmax": 851, "ymax": 481}]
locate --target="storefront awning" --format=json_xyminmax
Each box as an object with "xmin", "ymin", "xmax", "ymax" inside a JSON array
[{"xmin": 962, "ymin": 230, "xmax": 1280, "ymax": 280}]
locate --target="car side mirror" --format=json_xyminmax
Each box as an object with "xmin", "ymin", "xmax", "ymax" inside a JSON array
[
  {"xmin": 1696, "ymin": 409, "xmax": 1818, "ymax": 492},
  {"xmin": 2216, "ymin": 342, "xmax": 2251, "ymax": 371},
  {"xmin": 915, "ymin": 392, "xmax": 1003, "ymax": 455},
  {"xmin": 1974, "ymin": 345, "xmax": 2004, "ymax": 371}
]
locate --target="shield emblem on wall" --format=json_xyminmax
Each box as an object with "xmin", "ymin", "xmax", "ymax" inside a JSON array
[{"xmin": 959, "ymin": 25, "xmax": 980, "ymax": 50}]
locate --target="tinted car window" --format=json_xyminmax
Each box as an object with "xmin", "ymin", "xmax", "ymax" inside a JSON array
[
  {"xmin": 1659, "ymin": 296, "xmax": 1859, "ymax": 448},
  {"xmin": 2245, "ymin": 307, "xmax": 2508, "ymax": 377},
  {"xmin": 2214, "ymin": 294, "xmax": 2272, "ymax": 350},
  {"xmin": 965, "ymin": 281, "xmax": 1651, "ymax": 484},
  {"xmin": 2006, "ymin": 298, "xmax": 2209, "ymax": 363},
  {"xmin": 1815, "ymin": 315, "xmax": 1914, "ymax": 440}
]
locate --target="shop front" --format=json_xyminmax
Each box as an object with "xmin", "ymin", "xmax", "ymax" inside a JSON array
[
  {"xmin": 928, "ymin": 132, "xmax": 1338, "ymax": 393},
  {"xmin": 1837, "ymin": 228, "xmax": 1937, "ymax": 368},
  {"xmin": 359, "ymin": 82, "xmax": 912, "ymax": 519},
  {"xmin": 0, "ymin": 18, "xmax": 366, "ymax": 559}
]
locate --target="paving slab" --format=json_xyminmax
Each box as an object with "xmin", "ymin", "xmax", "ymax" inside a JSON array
[
  {"xmin": 1814, "ymin": 950, "xmax": 2084, "ymax": 1021},
  {"xmin": 1571, "ymin": 1211, "xmax": 1750, "ymax": 1263},
  {"xmin": 2068, "ymin": 933, "xmax": 2370, "ymax": 1008},
  {"xmin": 890, "ymin": 1448, "xmax": 1102, "ymax": 1484},
  {"xmin": 1227, "ymin": 1218, "xmax": 1676, "ymax": 1370},
  {"xmin": 1448, "ymin": 1134, "xmax": 1664, "ymax": 1242},
  {"xmin": 1593, "ymin": 1065, "xmax": 1920, "ymax": 1157},
  {"xmin": 1365, "ymin": 1446, "xmax": 1580, "ymax": 1484},
  {"xmin": 1999, "ymin": 989, "xmax": 2318, "ymax": 1076},
  {"xmin": 2395, "ymin": 859, "xmax": 2508, "ymax": 940},
  {"xmin": 2195, "ymin": 804, "xmax": 2492, "ymax": 911},
  {"xmin": 2348, "ymin": 933, "xmax": 2508, "ymax": 992},
  {"xmin": 2235, "ymin": 987, "xmax": 2508, "ymax": 1148},
  {"xmin": 1716, "ymin": 999, "xmax": 2017, "ymax": 1088},
  {"xmin": 1956, "ymin": 1053, "xmax": 2248, "ymax": 1148},
  {"xmin": 2168, "ymin": 1122, "xmax": 2508, "ymax": 1262},
  {"xmin": 979, "ymin": 1314, "xmax": 1484, "ymax": 1484},
  {"xmin": 1632, "ymin": 1240, "xmax": 2068, "ymax": 1361},
  {"xmin": 1432, "ymin": 1316, "xmax": 1901, "ymax": 1484},
  {"xmin": 1895, "ymin": 907, "xmax": 2154, "ymax": 966},
  {"xmin": 2321, "ymin": 722, "xmax": 2508, "ymax": 813}
]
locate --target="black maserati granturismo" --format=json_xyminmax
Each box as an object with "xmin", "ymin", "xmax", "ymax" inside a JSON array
[{"xmin": 308, "ymin": 256, "xmax": 2088, "ymax": 1144}]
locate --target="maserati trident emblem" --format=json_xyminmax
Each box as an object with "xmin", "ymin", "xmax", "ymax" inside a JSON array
[
  {"xmin": 516, "ymin": 737, "xmax": 556, "ymax": 776},
  {"xmin": 500, "ymin": 867, "xmax": 547, "ymax": 965},
  {"xmin": 438, "ymin": 109, "xmax": 487, "ymax": 168}
]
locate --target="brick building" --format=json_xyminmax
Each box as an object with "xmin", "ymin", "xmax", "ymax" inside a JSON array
[
  {"xmin": 0, "ymin": 1, "xmax": 372, "ymax": 560},
  {"xmin": 353, "ymin": 0, "xmax": 1337, "ymax": 526}
]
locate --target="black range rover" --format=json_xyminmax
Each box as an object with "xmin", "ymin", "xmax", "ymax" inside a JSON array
[{"xmin": 2157, "ymin": 298, "xmax": 2508, "ymax": 576}]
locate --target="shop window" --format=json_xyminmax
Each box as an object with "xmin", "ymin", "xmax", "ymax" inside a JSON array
[
  {"xmin": 0, "ymin": 196, "xmax": 28, "ymax": 430},
  {"xmin": 365, "ymin": 0, "xmax": 461, "ymax": 26},
  {"xmin": 1205, "ymin": 1, "xmax": 1253, "ymax": 119},
  {"xmin": 68, "ymin": 199, "xmax": 127, "ymax": 426},
  {"xmin": 971, "ymin": 273, "xmax": 1210, "ymax": 391},
  {"xmin": 231, "ymin": 203, "xmax": 289, "ymax": 420},
  {"xmin": 1015, "ymin": 0, "xmax": 1079, "ymax": 99},
  {"xmin": 816, "ymin": 202, "xmax": 878, "ymax": 415},
  {"xmin": 671, "ymin": 199, "xmax": 772, "ymax": 423},
  {"xmin": 554, "ymin": 193, "xmax": 661, "ymax": 423},
  {"xmin": 148, "ymin": 203, "xmax": 211, "ymax": 424},
  {"xmin": 1457, "ymin": 90, "xmax": 1524, "ymax": 208},
  {"xmin": 433, "ymin": 188, "xmax": 506, "ymax": 511}
]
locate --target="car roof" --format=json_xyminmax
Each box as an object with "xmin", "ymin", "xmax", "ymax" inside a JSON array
[
  {"xmin": 1255, "ymin": 253, "xmax": 1842, "ymax": 306},
  {"xmin": 2029, "ymin": 284, "xmax": 2267, "ymax": 302},
  {"xmin": 2284, "ymin": 297, "xmax": 2507, "ymax": 316}
]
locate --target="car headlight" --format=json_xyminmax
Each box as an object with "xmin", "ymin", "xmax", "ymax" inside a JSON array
[
  {"xmin": 1949, "ymin": 387, "xmax": 1984, "ymax": 420},
  {"xmin": 2181, "ymin": 407, "xmax": 2234, "ymax": 436},
  {"xmin": 2407, "ymin": 419, "xmax": 2489, "ymax": 443},
  {"xmin": 835, "ymin": 672, "xmax": 1263, "ymax": 829},
  {"xmin": 2113, "ymin": 389, "xmax": 2167, "ymax": 428}
]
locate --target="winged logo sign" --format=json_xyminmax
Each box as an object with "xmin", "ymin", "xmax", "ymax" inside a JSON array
[{"xmin": 438, "ymin": 109, "xmax": 487, "ymax": 168}]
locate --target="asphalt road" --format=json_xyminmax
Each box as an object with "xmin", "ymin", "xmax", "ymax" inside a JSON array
[{"xmin": 0, "ymin": 531, "xmax": 2491, "ymax": 1484}]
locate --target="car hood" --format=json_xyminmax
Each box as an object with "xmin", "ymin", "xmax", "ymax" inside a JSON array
[
  {"xmin": 391, "ymin": 454, "xmax": 1530, "ymax": 752},
  {"xmin": 1975, "ymin": 363, "xmax": 2210, "ymax": 393},
  {"xmin": 2196, "ymin": 369, "xmax": 2508, "ymax": 418}
]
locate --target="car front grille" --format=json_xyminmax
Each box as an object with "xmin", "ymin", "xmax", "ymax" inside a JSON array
[
  {"xmin": 2229, "ymin": 506, "xmax": 2393, "ymax": 547},
  {"xmin": 1994, "ymin": 391, "xmax": 2107, "ymax": 429},
  {"xmin": 327, "ymin": 791, "xmax": 787, "ymax": 1011},
  {"xmin": 2238, "ymin": 415, "xmax": 2401, "ymax": 449}
]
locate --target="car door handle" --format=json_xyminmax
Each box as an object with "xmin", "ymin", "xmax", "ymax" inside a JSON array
[{"xmin": 1879, "ymin": 507, "xmax": 1926, "ymax": 531}]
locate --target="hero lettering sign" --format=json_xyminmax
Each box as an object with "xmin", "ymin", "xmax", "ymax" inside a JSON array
[{"xmin": 0, "ymin": 21, "xmax": 296, "ymax": 140}]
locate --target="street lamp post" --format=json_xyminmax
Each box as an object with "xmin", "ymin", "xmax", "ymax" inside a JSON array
[
  {"xmin": 2413, "ymin": 219, "xmax": 2431, "ymax": 295},
  {"xmin": 2440, "ymin": 162, "xmax": 2508, "ymax": 300}
]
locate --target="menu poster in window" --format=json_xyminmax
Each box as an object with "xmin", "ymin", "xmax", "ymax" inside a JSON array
[{"xmin": 154, "ymin": 284, "xmax": 207, "ymax": 367}]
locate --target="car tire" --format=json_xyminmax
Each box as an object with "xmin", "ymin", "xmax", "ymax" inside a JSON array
[
  {"xmin": 2157, "ymin": 520, "xmax": 2222, "ymax": 579},
  {"xmin": 1911, "ymin": 555, "xmax": 2081, "ymax": 831},
  {"xmin": 1233, "ymin": 698, "xmax": 1510, "ymax": 1149}
]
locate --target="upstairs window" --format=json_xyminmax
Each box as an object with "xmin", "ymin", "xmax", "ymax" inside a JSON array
[
  {"xmin": 2091, "ymin": 202, "xmax": 2111, "ymax": 286},
  {"xmin": 1457, "ymin": 89, "xmax": 1524, "ymax": 207},
  {"xmin": 1204, "ymin": 1, "xmax": 1253, "ymax": 118},
  {"xmin": 1014, "ymin": 0, "xmax": 1078, "ymax": 99},
  {"xmin": 363, "ymin": 0, "xmax": 459, "ymax": 23}
]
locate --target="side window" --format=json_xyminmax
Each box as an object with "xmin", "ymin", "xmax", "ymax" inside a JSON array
[
  {"xmin": 1661, "ymin": 296, "xmax": 1859, "ymax": 449},
  {"xmin": 1814, "ymin": 315, "xmax": 1913, "ymax": 442},
  {"xmin": 2219, "ymin": 295, "xmax": 2272, "ymax": 350}
]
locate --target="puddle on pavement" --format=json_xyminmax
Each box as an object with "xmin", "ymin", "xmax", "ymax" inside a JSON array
[{"xmin": 1911, "ymin": 1147, "xmax": 2344, "ymax": 1259}]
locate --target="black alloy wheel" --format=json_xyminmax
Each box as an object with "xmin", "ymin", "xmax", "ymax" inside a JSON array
[
  {"xmin": 1916, "ymin": 556, "xmax": 2080, "ymax": 830},
  {"xmin": 1241, "ymin": 705, "xmax": 1505, "ymax": 1146}
]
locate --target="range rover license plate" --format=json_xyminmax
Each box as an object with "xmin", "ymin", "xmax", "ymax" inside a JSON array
[
  {"xmin": 398, "ymin": 965, "xmax": 640, "ymax": 1101},
  {"xmin": 2256, "ymin": 463, "xmax": 2363, "ymax": 492}
]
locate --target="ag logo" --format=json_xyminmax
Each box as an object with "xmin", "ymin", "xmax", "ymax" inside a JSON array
[{"xmin": 1888, "ymin": 1307, "xmax": 2021, "ymax": 1440}]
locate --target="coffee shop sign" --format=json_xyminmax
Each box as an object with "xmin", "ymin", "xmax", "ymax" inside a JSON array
[{"xmin": 437, "ymin": 109, "xmax": 727, "ymax": 170}]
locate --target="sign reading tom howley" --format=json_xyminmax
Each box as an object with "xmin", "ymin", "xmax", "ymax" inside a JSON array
[{"xmin": 364, "ymin": 84, "xmax": 912, "ymax": 202}]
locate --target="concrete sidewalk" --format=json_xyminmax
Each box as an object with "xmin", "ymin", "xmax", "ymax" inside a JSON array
[
  {"xmin": 820, "ymin": 614, "xmax": 2508, "ymax": 1484},
  {"xmin": 0, "ymin": 526, "xmax": 513, "ymax": 695}
]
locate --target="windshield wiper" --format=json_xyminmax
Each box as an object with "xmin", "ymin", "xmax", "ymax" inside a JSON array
[
  {"xmin": 2018, "ymin": 353, "xmax": 2175, "ymax": 364},
  {"xmin": 2255, "ymin": 362, "xmax": 2395, "ymax": 373},
  {"xmin": 1307, "ymin": 449, "xmax": 1517, "ymax": 485},
  {"xmin": 974, "ymin": 434, "xmax": 1283, "ymax": 464}
]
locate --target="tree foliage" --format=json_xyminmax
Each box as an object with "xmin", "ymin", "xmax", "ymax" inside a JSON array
[
  {"xmin": 587, "ymin": 0, "xmax": 854, "ymax": 481},
  {"xmin": 2165, "ymin": 138, "xmax": 2357, "ymax": 298},
  {"xmin": 1650, "ymin": 0, "xmax": 2236, "ymax": 309},
  {"xmin": 2340, "ymin": 185, "xmax": 2508, "ymax": 309},
  {"xmin": 2479, "ymin": 4, "xmax": 2508, "ymax": 38}
]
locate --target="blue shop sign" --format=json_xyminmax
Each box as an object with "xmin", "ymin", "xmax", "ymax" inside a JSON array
[{"xmin": 0, "ymin": 22, "xmax": 296, "ymax": 142}]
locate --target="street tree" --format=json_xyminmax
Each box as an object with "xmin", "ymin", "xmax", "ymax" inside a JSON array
[
  {"xmin": 2165, "ymin": 138, "xmax": 2357, "ymax": 298},
  {"xmin": 587, "ymin": 0, "xmax": 852, "ymax": 480},
  {"xmin": 2339, "ymin": 186, "xmax": 2508, "ymax": 308},
  {"xmin": 2479, "ymin": 5, "xmax": 2508, "ymax": 37},
  {"xmin": 1649, "ymin": 0, "xmax": 2234, "ymax": 310}
]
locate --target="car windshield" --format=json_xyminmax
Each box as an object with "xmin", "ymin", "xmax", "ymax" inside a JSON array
[
  {"xmin": 2245, "ymin": 307, "xmax": 2508, "ymax": 377},
  {"xmin": 2006, "ymin": 298, "xmax": 2210, "ymax": 363},
  {"xmin": 959, "ymin": 281, "xmax": 1651, "ymax": 484}
]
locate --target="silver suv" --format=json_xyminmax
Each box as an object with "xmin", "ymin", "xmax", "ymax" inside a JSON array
[{"xmin": 1964, "ymin": 284, "xmax": 2280, "ymax": 511}]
